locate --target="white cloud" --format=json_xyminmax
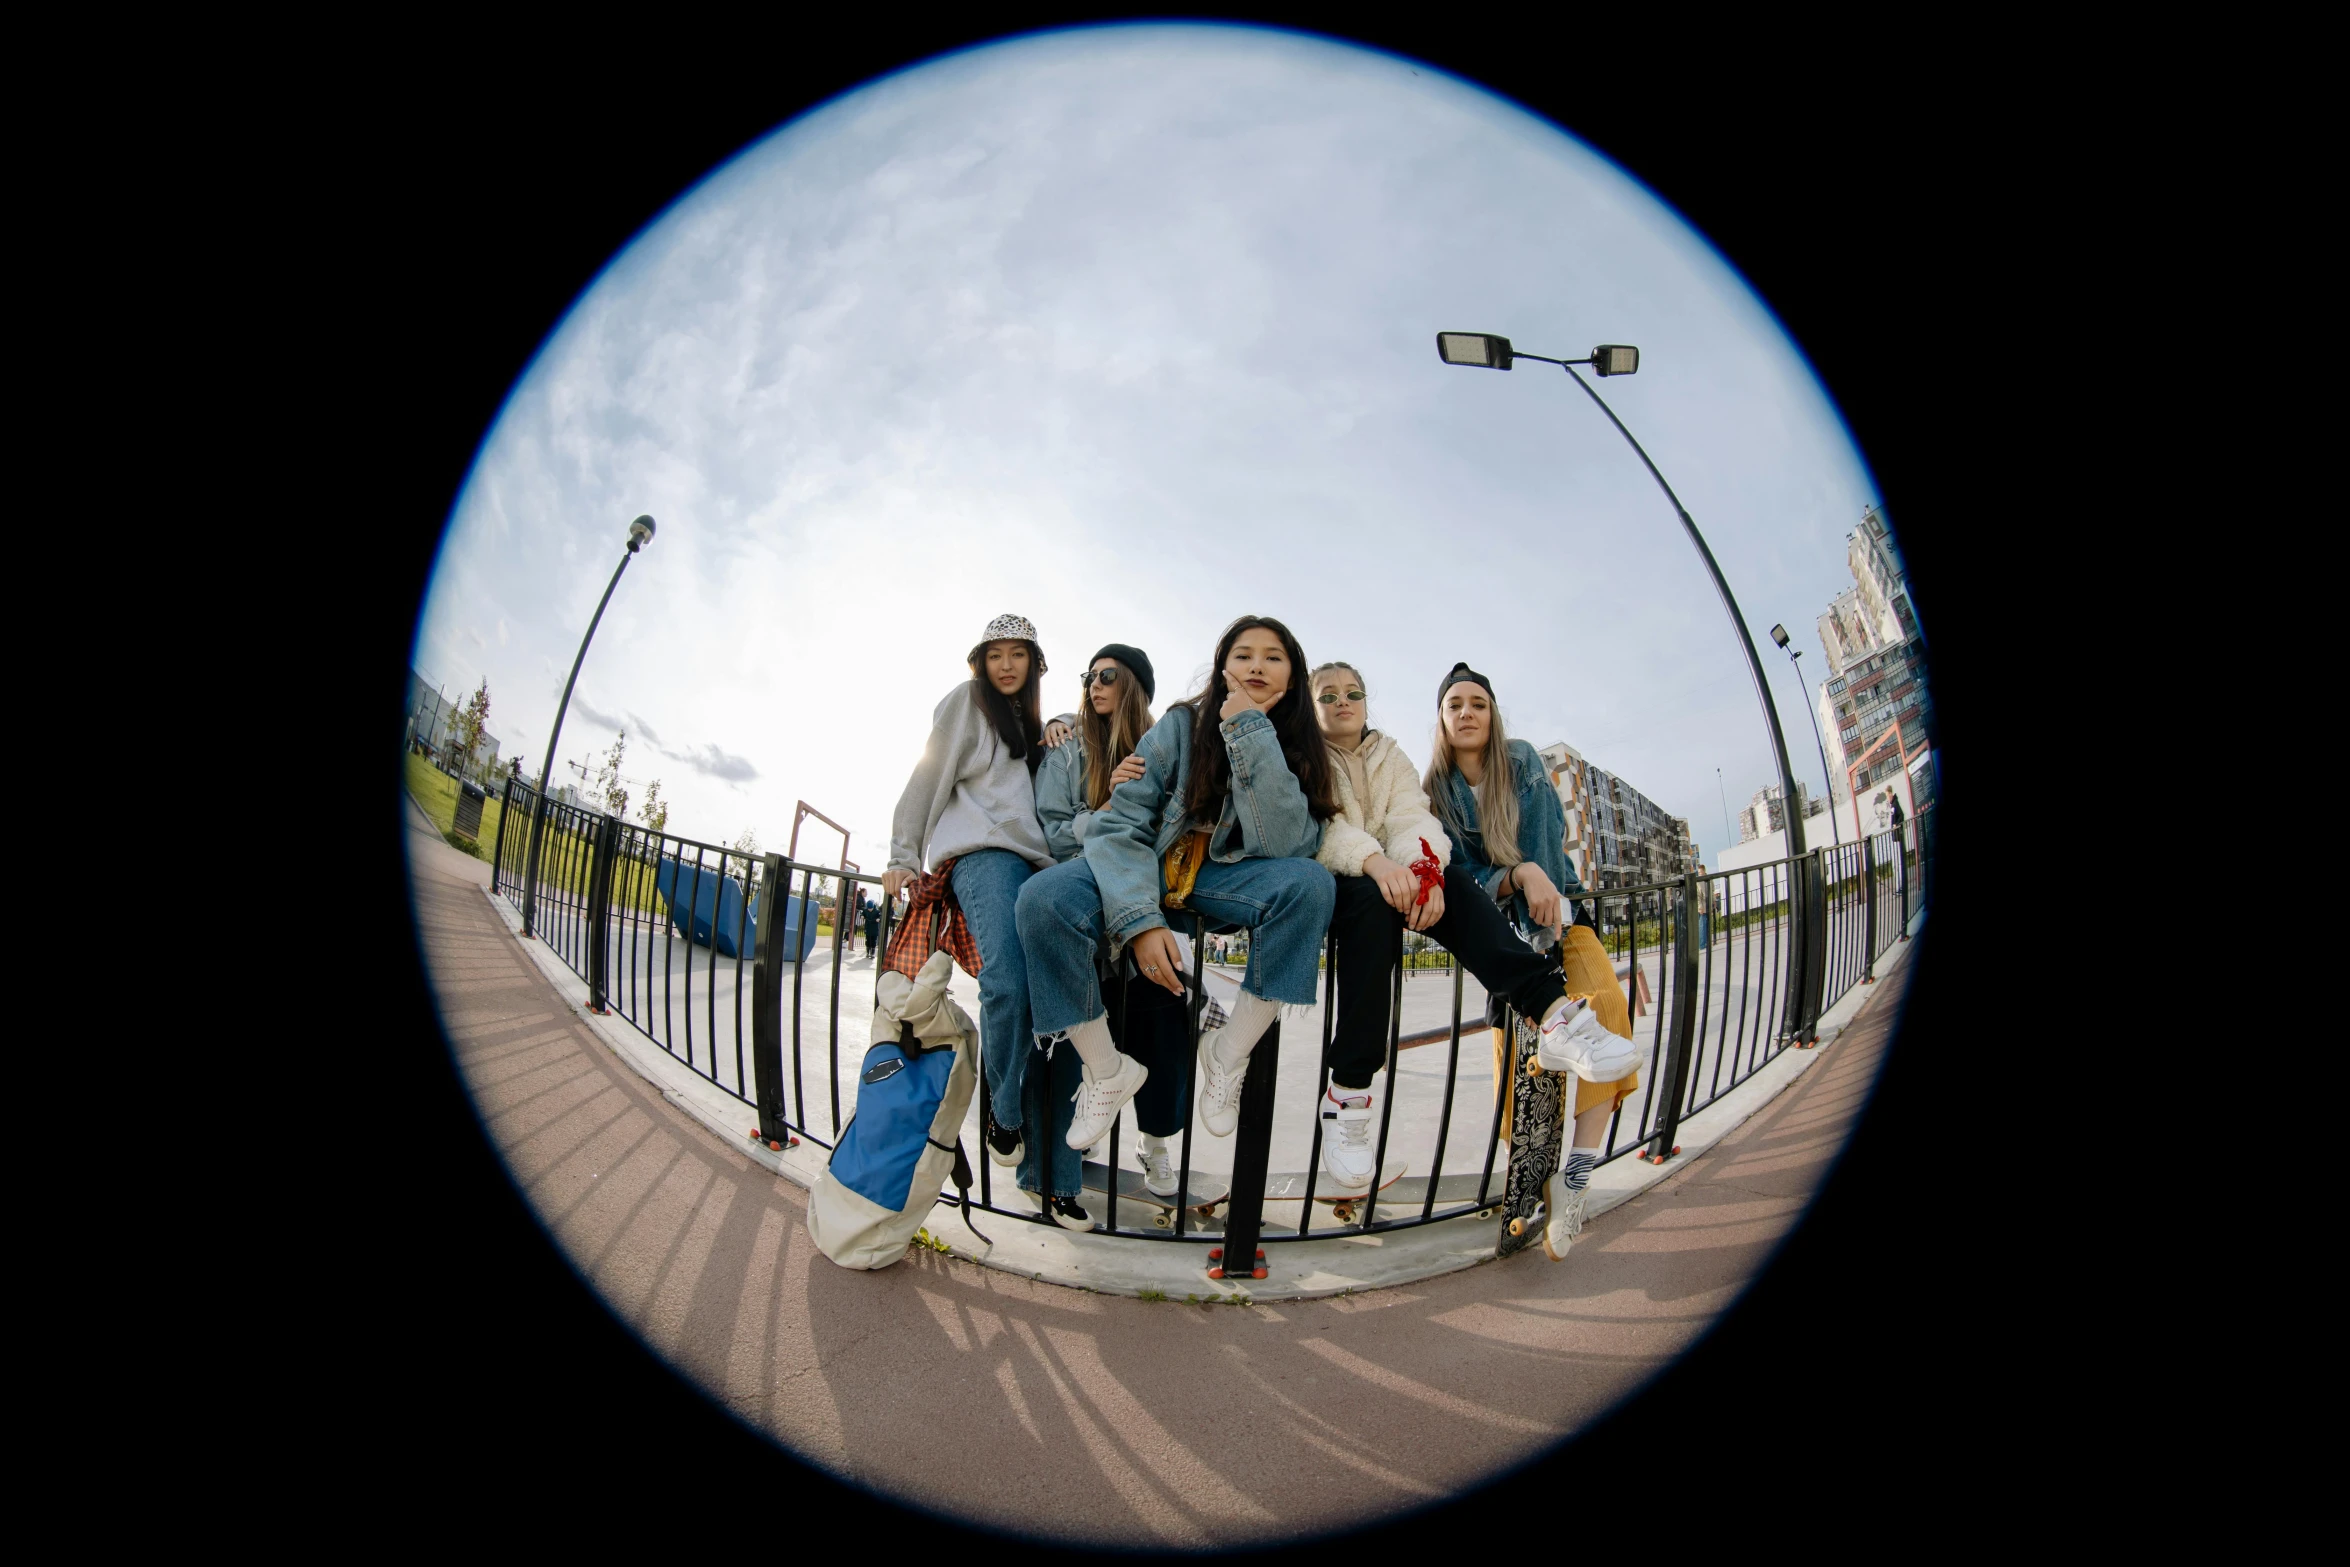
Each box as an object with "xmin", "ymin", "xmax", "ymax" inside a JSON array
[{"xmin": 416, "ymin": 25, "xmax": 1882, "ymax": 871}]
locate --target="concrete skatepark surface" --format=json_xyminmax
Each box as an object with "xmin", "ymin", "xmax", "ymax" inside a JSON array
[{"xmin": 403, "ymin": 795, "xmax": 1916, "ymax": 1546}]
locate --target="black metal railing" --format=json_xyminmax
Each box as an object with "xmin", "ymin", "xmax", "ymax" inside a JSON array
[{"xmin": 485, "ymin": 776, "xmax": 1928, "ymax": 1259}]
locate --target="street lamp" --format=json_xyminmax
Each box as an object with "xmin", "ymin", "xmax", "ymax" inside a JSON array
[
  {"xmin": 1436, "ymin": 332, "xmax": 1805, "ymax": 855},
  {"xmin": 522, "ymin": 514, "xmax": 656, "ymax": 937},
  {"xmin": 1770, "ymin": 624, "xmax": 1850, "ymax": 851}
]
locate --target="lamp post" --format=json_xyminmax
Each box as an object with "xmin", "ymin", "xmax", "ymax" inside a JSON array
[
  {"xmin": 522, "ymin": 514, "xmax": 656, "ymax": 938},
  {"xmin": 1770, "ymin": 625, "xmax": 1850, "ymax": 850},
  {"xmin": 1435, "ymin": 332, "xmax": 1807, "ymax": 856}
]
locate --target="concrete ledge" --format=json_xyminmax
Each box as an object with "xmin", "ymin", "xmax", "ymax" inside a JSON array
[{"xmin": 476, "ymin": 883, "xmax": 1918, "ymax": 1301}]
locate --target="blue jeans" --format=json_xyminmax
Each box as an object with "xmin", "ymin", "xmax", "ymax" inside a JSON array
[
  {"xmin": 1017, "ymin": 855, "xmax": 1335, "ymax": 1035},
  {"xmin": 950, "ymin": 849, "xmax": 1078, "ymax": 1199}
]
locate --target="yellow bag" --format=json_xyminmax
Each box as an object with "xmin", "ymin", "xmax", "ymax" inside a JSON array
[
  {"xmin": 1492, "ymin": 924, "xmax": 1640, "ymax": 1144},
  {"xmin": 1161, "ymin": 829, "xmax": 1211, "ymax": 910}
]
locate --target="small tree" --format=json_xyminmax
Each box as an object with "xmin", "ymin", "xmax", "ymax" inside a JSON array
[
  {"xmin": 638, "ymin": 779, "xmax": 668, "ymax": 834},
  {"xmin": 730, "ymin": 827, "xmax": 761, "ymax": 892},
  {"xmin": 455, "ymin": 679, "xmax": 492, "ymax": 783},
  {"xmin": 597, "ymin": 731, "xmax": 630, "ymax": 821}
]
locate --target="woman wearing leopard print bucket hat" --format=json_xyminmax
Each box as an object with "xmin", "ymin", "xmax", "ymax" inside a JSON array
[{"xmin": 884, "ymin": 613, "xmax": 1090, "ymax": 1230}]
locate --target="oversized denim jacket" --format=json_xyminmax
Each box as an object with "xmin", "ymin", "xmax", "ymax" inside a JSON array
[
  {"xmin": 1033, "ymin": 732, "xmax": 1096, "ymax": 865},
  {"xmin": 1435, "ymin": 738, "xmax": 1590, "ymax": 928},
  {"xmin": 1082, "ymin": 706, "xmax": 1325, "ymax": 949}
]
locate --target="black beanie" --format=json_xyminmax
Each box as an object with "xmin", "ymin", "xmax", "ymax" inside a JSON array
[
  {"xmin": 1437, "ymin": 662, "xmax": 1494, "ymax": 705},
  {"xmin": 1091, "ymin": 643, "xmax": 1156, "ymax": 702}
]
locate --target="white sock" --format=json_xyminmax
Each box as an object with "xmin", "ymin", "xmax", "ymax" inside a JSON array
[
  {"xmin": 1064, "ymin": 1014, "xmax": 1121, "ymax": 1077},
  {"xmin": 1540, "ymin": 995, "xmax": 1584, "ymax": 1029},
  {"xmin": 1138, "ymin": 1131, "xmax": 1170, "ymax": 1157},
  {"xmin": 1211, "ymin": 990, "xmax": 1283, "ymax": 1068},
  {"xmin": 1327, "ymin": 1082, "xmax": 1371, "ymax": 1107}
]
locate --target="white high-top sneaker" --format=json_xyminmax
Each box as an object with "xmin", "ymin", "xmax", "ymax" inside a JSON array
[
  {"xmin": 1319, "ymin": 1092, "xmax": 1376, "ymax": 1190},
  {"xmin": 1541, "ymin": 1172, "xmax": 1590, "ymax": 1260},
  {"xmin": 1066, "ymin": 1053, "xmax": 1149, "ymax": 1150},
  {"xmin": 1537, "ymin": 997, "xmax": 1639, "ymax": 1081},
  {"xmin": 1197, "ymin": 1028, "xmax": 1249, "ymax": 1136},
  {"xmin": 1136, "ymin": 1137, "xmax": 1179, "ymax": 1198}
]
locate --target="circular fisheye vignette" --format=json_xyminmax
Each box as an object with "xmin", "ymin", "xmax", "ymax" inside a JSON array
[{"xmin": 402, "ymin": 18, "xmax": 1923, "ymax": 1542}]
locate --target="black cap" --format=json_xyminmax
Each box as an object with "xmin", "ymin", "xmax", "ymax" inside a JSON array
[
  {"xmin": 1091, "ymin": 643, "xmax": 1156, "ymax": 702},
  {"xmin": 1437, "ymin": 662, "xmax": 1493, "ymax": 705}
]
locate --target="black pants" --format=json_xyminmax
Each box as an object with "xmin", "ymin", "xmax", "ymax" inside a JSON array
[
  {"xmin": 1327, "ymin": 864, "xmax": 1567, "ymax": 1090},
  {"xmin": 1103, "ymin": 965, "xmax": 1193, "ymax": 1137}
]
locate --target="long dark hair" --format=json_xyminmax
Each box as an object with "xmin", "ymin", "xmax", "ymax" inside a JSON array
[
  {"xmin": 1177, "ymin": 615, "xmax": 1338, "ymax": 825},
  {"xmin": 1082, "ymin": 657, "xmax": 1155, "ymax": 811},
  {"xmin": 966, "ymin": 639, "xmax": 1047, "ymax": 775}
]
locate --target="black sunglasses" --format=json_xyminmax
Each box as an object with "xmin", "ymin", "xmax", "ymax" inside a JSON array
[{"xmin": 1084, "ymin": 667, "xmax": 1123, "ymax": 687}]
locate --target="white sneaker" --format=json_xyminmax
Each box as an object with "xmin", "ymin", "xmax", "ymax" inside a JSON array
[
  {"xmin": 1537, "ymin": 998, "xmax": 1639, "ymax": 1081},
  {"xmin": 1541, "ymin": 1172, "xmax": 1589, "ymax": 1261},
  {"xmin": 1319, "ymin": 1093, "xmax": 1376, "ymax": 1190},
  {"xmin": 1197, "ymin": 1029, "xmax": 1249, "ymax": 1137},
  {"xmin": 1136, "ymin": 1140, "xmax": 1179, "ymax": 1198},
  {"xmin": 1066, "ymin": 1052, "xmax": 1148, "ymax": 1150}
]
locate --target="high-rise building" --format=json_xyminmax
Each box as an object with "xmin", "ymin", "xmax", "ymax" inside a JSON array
[
  {"xmin": 1809, "ymin": 504, "xmax": 1930, "ymax": 806},
  {"xmin": 1737, "ymin": 781, "xmax": 1828, "ymax": 843},
  {"xmin": 1538, "ymin": 742, "xmax": 1695, "ymax": 903}
]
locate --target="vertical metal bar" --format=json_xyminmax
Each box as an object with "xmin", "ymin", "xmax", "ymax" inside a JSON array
[
  {"xmin": 1297, "ymin": 933, "xmax": 1338, "ymax": 1239},
  {"xmin": 1471, "ymin": 962, "xmax": 1505, "ymax": 1206},
  {"xmin": 584, "ymin": 813, "xmax": 617, "ymax": 1012},
  {"xmin": 733, "ymin": 854, "xmax": 751, "ymax": 1098},
  {"xmin": 1217, "ymin": 1016, "xmax": 1280, "ymax": 1274},
  {"xmin": 1174, "ymin": 917, "xmax": 1201, "ymax": 1240},
  {"xmin": 791, "ymin": 863, "xmax": 813, "ymax": 1135},
  {"xmin": 1421, "ymin": 923, "xmax": 1463, "ymax": 1222},
  {"xmin": 1361, "ymin": 921, "xmax": 1405, "ymax": 1230},
  {"xmin": 827, "ymin": 873, "xmax": 849, "ymax": 1135},
  {"xmin": 490, "ymin": 777, "xmax": 515, "ymax": 894},
  {"xmin": 1647, "ymin": 874, "xmax": 1703, "ymax": 1159},
  {"xmin": 750, "ymin": 851, "xmax": 793, "ymax": 1145}
]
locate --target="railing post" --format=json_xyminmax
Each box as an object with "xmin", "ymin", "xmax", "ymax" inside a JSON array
[
  {"xmin": 1799, "ymin": 849, "xmax": 1830, "ymax": 1040},
  {"xmin": 584, "ymin": 813, "xmax": 619, "ymax": 1013},
  {"xmin": 748, "ymin": 851, "xmax": 796, "ymax": 1150},
  {"xmin": 1647, "ymin": 872, "xmax": 1703, "ymax": 1162},
  {"xmin": 1860, "ymin": 832, "xmax": 1878, "ymax": 983},
  {"xmin": 490, "ymin": 777, "xmax": 516, "ymax": 894},
  {"xmin": 1211, "ymin": 1023, "xmax": 1280, "ymax": 1283}
]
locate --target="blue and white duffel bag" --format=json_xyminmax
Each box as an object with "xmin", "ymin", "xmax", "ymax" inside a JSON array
[{"xmin": 807, "ymin": 950, "xmax": 988, "ymax": 1269}]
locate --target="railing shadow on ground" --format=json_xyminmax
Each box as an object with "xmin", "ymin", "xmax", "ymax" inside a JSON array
[{"xmin": 490, "ymin": 776, "xmax": 1929, "ymax": 1262}]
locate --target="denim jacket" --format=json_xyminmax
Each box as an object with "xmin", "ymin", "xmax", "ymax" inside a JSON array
[
  {"xmin": 1083, "ymin": 705, "xmax": 1325, "ymax": 949},
  {"xmin": 1435, "ymin": 738, "xmax": 1589, "ymax": 928},
  {"xmin": 1034, "ymin": 733, "xmax": 1096, "ymax": 864}
]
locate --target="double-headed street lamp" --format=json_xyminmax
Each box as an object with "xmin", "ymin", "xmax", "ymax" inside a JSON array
[
  {"xmin": 522, "ymin": 513, "xmax": 656, "ymax": 938},
  {"xmin": 1434, "ymin": 332, "xmax": 1807, "ymax": 858}
]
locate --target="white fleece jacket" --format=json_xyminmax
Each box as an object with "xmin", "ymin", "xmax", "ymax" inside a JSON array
[{"xmin": 1314, "ymin": 730, "xmax": 1453, "ymax": 877}]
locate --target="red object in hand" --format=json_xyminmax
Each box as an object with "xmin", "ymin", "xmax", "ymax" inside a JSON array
[{"xmin": 1410, "ymin": 837, "xmax": 1445, "ymax": 906}]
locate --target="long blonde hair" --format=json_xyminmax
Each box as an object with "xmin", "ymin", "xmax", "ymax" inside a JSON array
[
  {"xmin": 1081, "ymin": 657, "xmax": 1156, "ymax": 811},
  {"xmin": 1423, "ymin": 693, "xmax": 1523, "ymax": 867}
]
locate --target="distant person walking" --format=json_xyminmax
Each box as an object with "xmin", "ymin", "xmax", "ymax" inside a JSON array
[{"xmin": 860, "ymin": 889, "xmax": 881, "ymax": 955}]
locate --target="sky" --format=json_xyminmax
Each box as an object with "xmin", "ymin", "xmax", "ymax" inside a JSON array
[{"xmin": 412, "ymin": 23, "xmax": 1884, "ymax": 874}]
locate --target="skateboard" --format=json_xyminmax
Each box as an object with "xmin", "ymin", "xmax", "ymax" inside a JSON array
[
  {"xmin": 1080, "ymin": 1159, "xmax": 1230, "ymax": 1229},
  {"xmin": 1496, "ymin": 1007, "xmax": 1565, "ymax": 1259},
  {"xmin": 1262, "ymin": 1161, "xmax": 1406, "ymax": 1225}
]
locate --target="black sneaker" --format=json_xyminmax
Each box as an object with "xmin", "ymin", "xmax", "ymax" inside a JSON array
[
  {"xmin": 983, "ymin": 1099, "xmax": 1022, "ymax": 1167},
  {"xmin": 1039, "ymin": 1194, "xmax": 1093, "ymax": 1232}
]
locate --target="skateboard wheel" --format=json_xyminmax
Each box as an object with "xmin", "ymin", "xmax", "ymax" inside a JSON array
[
  {"xmin": 1153, "ymin": 1213, "xmax": 1170, "ymax": 1229},
  {"xmin": 1207, "ymin": 1266, "xmax": 1225, "ymax": 1280},
  {"xmin": 1208, "ymin": 1247, "xmax": 1224, "ymax": 1261},
  {"xmin": 1255, "ymin": 1250, "xmax": 1265, "ymax": 1261},
  {"xmin": 1251, "ymin": 1267, "xmax": 1268, "ymax": 1280},
  {"xmin": 1508, "ymin": 1218, "xmax": 1527, "ymax": 1236}
]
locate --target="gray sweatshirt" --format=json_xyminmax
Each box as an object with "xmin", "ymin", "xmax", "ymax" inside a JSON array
[{"xmin": 887, "ymin": 684, "xmax": 1054, "ymax": 874}]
